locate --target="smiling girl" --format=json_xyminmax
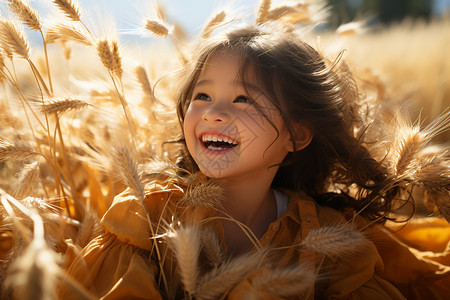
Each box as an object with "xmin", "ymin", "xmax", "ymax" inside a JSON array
[{"xmin": 59, "ymin": 22, "xmax": 450, "ymax": 300}]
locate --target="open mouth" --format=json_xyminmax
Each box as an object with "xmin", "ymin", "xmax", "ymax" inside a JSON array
[{"xmin": 201, "ymin": 133, "xmax": 238, "ymax": 151}]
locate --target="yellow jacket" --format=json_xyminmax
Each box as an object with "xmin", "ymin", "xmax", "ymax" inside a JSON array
[{"xmin": 59, "ymin": 180, "xmax": 450, "ymax": 299}]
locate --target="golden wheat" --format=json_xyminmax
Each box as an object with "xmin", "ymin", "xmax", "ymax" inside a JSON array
[
  {"xmin": 0, "ymin": 139, "xmax": 40, "ymax": 162},
  {"xmin": 145, "ymin": 20, "xmax": 169, "ymax": 37},
  {"xmin": 0, "ymin": 19, "xmax": 30, "ymax": 60},
  {"xmin": 200, "ymin": 227, "xmax": 223, "ymax": 270},
  {"xmin": 45, "ymin": 24, "xmax": 93, "ymax": 46},
  {"xmin": 182, "ymin": 180, "xmax": 224, "ymax": 208},
  {"xmin": 248, "ymin": 265, "xmax": 315, "ymax": 298},
  {"xmin": 12, "ymin": 161, "xmax": 40, "ymax": 199},
  {"xmin": 135, "ymin": 66, "xmax": 153, "ymax": 98},
  {"xmin": 301, "ymin": 225, "xmax": 371, "ymax": 260},
  {"xmin": 256, "ymin": 0, "xmax": 271, "ymax": 24},
  {"xmin": 7, "ymin": 0, "xmax": 41, "ymax": 32},
  {"xmin": 195, "ymin": 249, "xmax": 266, "ymax": 300},
  {"xmin": 169, "ymin": 226, "xmax": 200, "ymax": 295},
  {"xmin": 53, "ymin": 0, "xmax": 81, "ymax": 22},
  {"xmin": 96, "ymin": 39, "xmax": 114, "ymax": 73},
  {"xmin": 42, "ymin": 97, "xmax": 89, "ymax": 115},
  {"xmin": 110, "ymin": 144, "xmax": 144, "ymax": 202},
  {"xmin": 75, "ymin": 212, "xmax": 102, "ymax": 248},
  {"xmin": 200, "ymin": 11, "xmax": 226, "ymax": 39},
  {"xmin": 266, "ymin": 6, "xmax": 296, "ymax": 21},
  {"xmin": 111, "ymin": 41, "xmax": 123, "ymax": 79}
]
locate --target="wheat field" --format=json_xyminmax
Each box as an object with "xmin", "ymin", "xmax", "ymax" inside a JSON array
[{"xmin": 0, "ymin": 0, "xmax": 449, "ymax": 299}]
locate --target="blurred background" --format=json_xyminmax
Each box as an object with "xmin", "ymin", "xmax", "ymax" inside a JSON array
[{"xmin": 73, "ymin": 0, "xmax": 450, "ymax": 36}]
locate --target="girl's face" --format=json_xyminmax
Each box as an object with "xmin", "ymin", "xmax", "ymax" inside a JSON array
[{"xmin": 183, "ymin": 52, "xmax": 293, "ymax": 180}]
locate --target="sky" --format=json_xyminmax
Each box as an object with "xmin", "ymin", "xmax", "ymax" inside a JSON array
[
  {"xmin": 77, "ymin": 0, "xmax": 260, "ymax": 38},
  {"xmin": 1, "ymin": 0, "xmax": 449, "ymax": 45}
]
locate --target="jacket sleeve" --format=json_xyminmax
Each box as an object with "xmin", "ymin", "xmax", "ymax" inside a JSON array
[
  {"xmin": 59, "ymin": 233, "xmax": 162, "ymax": 300},
  {"xmin": 59, "ymin": 188, "xmax": 166, "ymax": 299}
]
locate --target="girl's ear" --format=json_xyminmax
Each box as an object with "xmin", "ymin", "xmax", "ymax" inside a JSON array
[{"xmin": 287, "ymin": 123, "xmax": 313, "ymax": 152}]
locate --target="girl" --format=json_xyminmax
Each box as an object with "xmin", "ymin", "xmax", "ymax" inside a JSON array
[{"xmin": 59, "ymin": 22, "xmax": 450, "ymax": 299}]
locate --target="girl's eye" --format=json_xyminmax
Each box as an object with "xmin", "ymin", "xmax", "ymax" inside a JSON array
[
  {"xmin": 234, "ymin": 95, "xmax": 253, "ymax": 104},
  {"xmin": 194, "ymin": 93, "xmax": 212, "ymax": 101}
]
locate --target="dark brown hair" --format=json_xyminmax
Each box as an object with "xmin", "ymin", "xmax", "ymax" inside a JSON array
[{"xmin": 176, "ymin": 23, "xmax": 402, "ymax": 222}]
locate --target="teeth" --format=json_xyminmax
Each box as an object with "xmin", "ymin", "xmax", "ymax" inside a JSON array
[{"xmin": 201, "ymin": 134, "xmax": 237, "ymax": 145}]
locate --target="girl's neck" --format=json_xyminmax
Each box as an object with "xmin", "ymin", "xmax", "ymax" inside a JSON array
[{"xmin": 217, "ymin": 172, "xmax": 278, "ymax": 256}]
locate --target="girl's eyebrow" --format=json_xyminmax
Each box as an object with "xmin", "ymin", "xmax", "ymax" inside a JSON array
[
  {"xmin": 194, "ymin": 79, "xmax": 211, "ymax": 87},
  {"xmin": 194, "ymin": 79, "xmax": 266, "ymax": 97}
]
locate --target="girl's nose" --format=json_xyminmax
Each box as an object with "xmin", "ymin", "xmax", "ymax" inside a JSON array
[{"xmin": 202, "ymin": 102, "xmax": 230, "ymax": 123}]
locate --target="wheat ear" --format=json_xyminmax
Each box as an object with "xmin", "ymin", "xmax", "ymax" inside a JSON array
[
  {"xmin": 135, "ymin": 66, "xmax": 153, "ymax": 98},
  {"xmin": 97, "ymin": 39, "xmax": 114, "ymax": 72},
  {"xmin": 12, "ymin": 161, "xmax": 40, "ymax": 199},
  {"xmin": 42, "ymin": 97, "xmax": 88, "ymax": 115},
  {"xmin": 169, "ymin": 226, "xmax": 201, "ymax": 296},
  {"xmin": 7, "ymin": 0, "xmax": 42, "ymax": 32},
  {"xmin": 76, "ymin": 212, "xmax": 102, "ymax": 247},
  {"xmin": 111, "ymin": 41, "xmax": 123, "ymax": 79},
  {"xmin": 0, "ymin": 138, "xmax": 40, "ymax": 162},
  {"xmin": 182, "ymin": 180, "xmax": 225, "ymax": 208},
  {"xmin": 200, "ymin": 227, "xmax": 223, "ymax": 270},
  {"xmin": 255, "ymin": 0, "xmax": 271, "ymax": 24},
  {"xmin": 195, "ymin": 249, "xmax": 266, "ymax": 300},
  {"xmin": 200, "ymin": 11, "xmax": 226, "ymax": 39},
  {"xmin": 301, "ymin": 225, "xmax": 370, "ymax": 261},
  {"xmin": 249, "ymin": 265, "xmax": 315, "ymax": 298},
  {"xmin": 111, "ymin": 144, "xmax": 145, "ymax": 201},
  {"xmin": 145, "ymin": 19, "xmax": 169, "ymax": 37},
  {"xmin": 0, "ymin": 18, "xmax": 31, "ymax": 60},
  {"xmin": 415, "ymin": 155, "xmax": 450, "ymax": 190},
  {"xmin": 46, "ymin": 24, "xmax": 93, "ymax": 46},
  {"xmin": 266, "ymin": 6, "xmax": 296, "ymax": 21},
  {"xmin": 2, "ymin": 193, "xmax": 60, "ymax": 300},
  {"xmin": 52, "ymin": 0, "xmax": 81, "ymax": 21},
  {"xmin": 393, "ymin": 111, "xmax": 450, "ymax": 177}
]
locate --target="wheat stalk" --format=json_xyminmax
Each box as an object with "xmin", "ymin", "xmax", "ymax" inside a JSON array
[
  {"xmin": 195, "ymin": 249, "xmax": 266, "ymax": 300},
  {"xmin": 145, "ymin": 20, "xmax": 169, "ymax": 37},
  {"xmin": 0, "ymin": 18, "xmax": 31, "ymax": 60},
  {"xmin": 42, "ymin": 97, "xmax": 88, "ymax": 115},
  {"xmin": 169, "ymin": 226, "xmax": 200, "ymax": 296},
  {"xmin": 255, "ymin": 0, "xmax": 271, "ymax": 24},
  {"xmin": 300, "ymin": 225, "xmax": 370, "ymax": 261},
  {"xmin": 0, "ymin": 138, "xmax": 40, "ymax": 162},
  {"xmin": 46, "ymin": 24, "xmax": 93, "ymax": 46},
  {"xmin": 200, "ymin": 11, "xmax": 226, "ymax": 39},
  {"xmin": 135, "ymin": 66, "xmax": 153, "ymax": 98},
  {"xmin": 7, "ymin": 0, "xmax": 42, "ymax": 32},
  {"xmin": 53, "ymin": 0, "xmax": 81, "ymax": 22},
  {"xmin": 12, "ymin": 161, "xmax": 40, "ymax": 199},
  {"xmin": 0, "ymin": 51, "xmax": 5, "ymax": 81},
  {"xmin": 249, "ymin": 265, "xmax": 315, "ymax": 298}
]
